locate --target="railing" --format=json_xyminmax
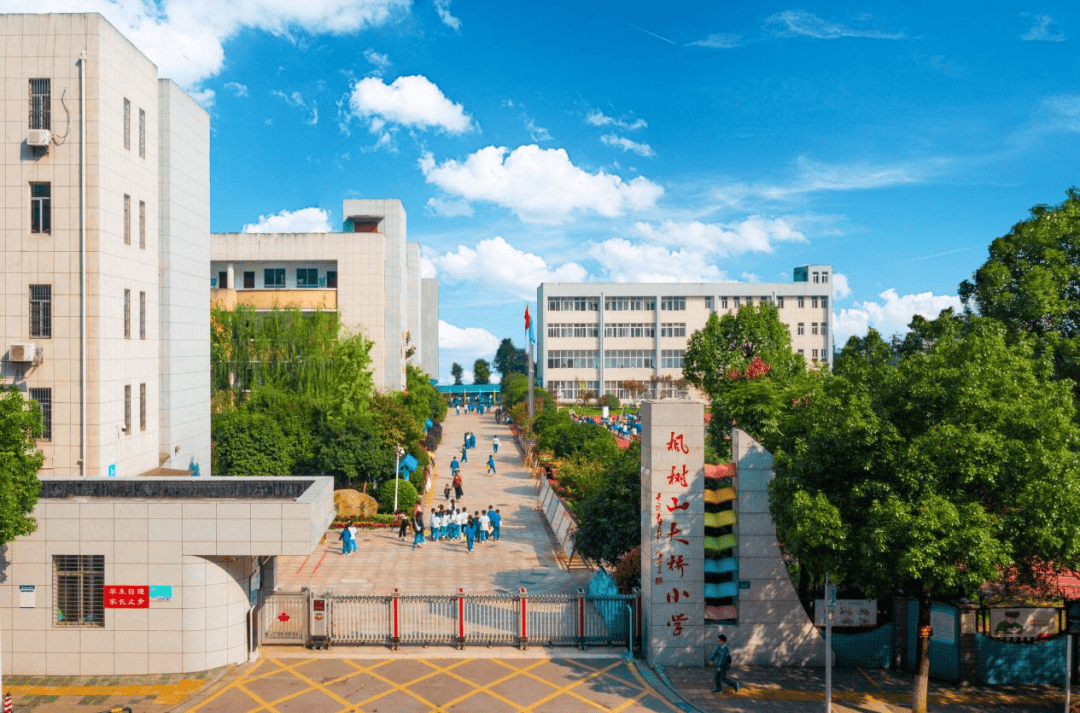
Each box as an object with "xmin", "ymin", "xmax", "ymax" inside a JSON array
[{"xmin": 261, "ymin": 588, "xmax": 638, "ymax": 650}]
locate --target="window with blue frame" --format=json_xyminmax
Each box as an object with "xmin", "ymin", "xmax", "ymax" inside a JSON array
[{"xmin": 264, "ymin": 268, "xmax": 285, "ymax": 288}]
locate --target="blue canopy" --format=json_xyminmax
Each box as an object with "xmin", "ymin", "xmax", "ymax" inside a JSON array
[{"xmin": 398, "ymin": 453, "xmax": 419, "ymax": 474}]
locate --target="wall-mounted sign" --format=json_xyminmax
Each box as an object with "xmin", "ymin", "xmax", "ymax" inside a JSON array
[
  {"xmin": 931, "ymin": 609, "xmax": 956, "ymax": 644},
  {"xmin": 149, "ymin": 585, "xmax": 172, "ymax": 602},
  {"xmin": 104, "ymin": 585, "xmax": 149, "ymax": 608},
  {"xmin": 815, "ymin": 599, "xmax": 876, "ymax": 627},
  {"xmin": 738, "ymin": 580, "xmax": 751, "ymax": 590},
  {"xmin": 19, "ymin": 585, "xmax": 35, "ymax": 608},
  {"xmin": 108, "ymin": 464, "xmax": 116, "ymax": 477}
]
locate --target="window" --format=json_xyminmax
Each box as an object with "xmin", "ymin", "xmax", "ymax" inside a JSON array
[
  {"xmin": 139, "ymin": 200, "xmax": 146, "ymax": 249},
  {"xmin": 549, "ymin": 323, "xmax": 600, "ymax": 338},
  {"xmin": 123, "ymin": 98, "xmax": 130, "ymax": 150},
  {"xmin": 217, "ymin": 271, "xmax": 228, "ymax": 289},
  {"xmin": 139, "ymin": 291, "xmax": 146, "ymax": 340},
  {"xmin": 777, "ymin": 296, "xmax": 785, "ymax": 308},
  {"xmin": 798, "ymin": 349, "xmax": 804, "ymax": 355},
  {"xmin": 138, "ymin": 108, "xmax": 145, "ymax": 158},
  {"xmin": 548, "ymin": 297, "xmax": 599, "ymax": 311},
  {"xmin": 822, "ymin": 272, "xmax": 829, "ymax": 283},
  {"xmin": 604, "ymin": 296, "xmax": 656, "ymax": 311},
  {"xmin": 797, "ymin": 322, "xmax": 805, "ymax": 336},
  {"xmin": 660, "ymin": 323, "xmax": 686, "ymax": 338},
  {"xmin": 352, "ymin": 220, "xmax": 379, "ymax": 232},
  {"xmin": 29, "ymin": 79, "xmax": 50, "ymax": 130},
  {"xmin": 812, "ymin": 323, "xmax": 819, "ymax": 335},
  {"xmin": 822, "ymin": 297, "xmax": 828, "ymax": 310},
  {"xmin": 264, "ymin": 268, "xmax": 285, "ymax": 288},
  {"xmin": 812, "ymin": 296, "xmax": 819, "ymax": 309},
  {"xmin": 547, "ymin": 349, "xmax": 598, "ymax": 369},
  {"xmin": 812, "ymin": 349, "xmax": 819, "ymax": 360},
  {"xmin": 140, "ymin": 383, "xmax": 146, "ymax": 431},
  {"xmin": 705, "ymin": 297, "xmax": 713, "ymax": 310},
  {"xmin": 821, "ymin": 322, "xmax": 828, "ymax": 336},
  {"xmin": 54, "ymin": 555, "xmax": 104, "ymax": 627},
  {"xmin": 326, "ymin": 271, "xmax": 338, "ymax": 288},
  {"xmin": 603, "ymin": 349, "xmax": 655, "ymax": 369},
  {"xmin": 29, "ymin": 387, "xmax": 52, "ymax": 441},
  {"xmin": 721, "ymin": 297, "xmax": 728, "ymax": 309},
  {"xmin": 29, "ymin": 285, "xmax": 52, "ymax": 338},
  {"xmin": 124, "ymin": 384, "xmax": 132, "ymax": 433},
  {"xmin": 604, "ymin": 323, "xmax": 654, "ymax": 338},
  {"xmin": 797, "ymin": 296, "xmax": 805, "ymax": 308},
  {"xmin": 30, "ymin": 182, "xmax": 51, "ymax": 234},
  {"xmin": 660, "ymin": 297, "xmax": 686, "ymax": 311},
  {"xmin": 243, "ymin": 272, "xmax": 255, "ymax": 289},
  {"xmin": 123, "ymin": 194, "xmax": 131, "ymax": 245},
  {"xmin": 761, "ymin": 296, "xmax": 770, "ymax": 304},
  {"xmin": 296, "ymin": 268, "xmax": 318, "ymax": 287},
  {"xmin": 124, "ymin": 289, "xmax": 131, "ymax": 339},
  {"xmin": 812, "ymin": 271, "xmax": 820, "ymax": 283},
  {"xmin": 733, "ymin": 296, "xmax": 741, "ymax": 307},
  {"xmin": 661, "ymin": 349, "xmax": 685, "ymax": 368}
]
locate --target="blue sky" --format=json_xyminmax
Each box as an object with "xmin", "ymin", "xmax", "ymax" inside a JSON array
[{"xmin": 13, "ymin": 1, "xmax": 1080, "ymax": 383}]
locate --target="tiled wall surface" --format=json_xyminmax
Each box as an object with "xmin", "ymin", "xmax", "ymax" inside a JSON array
[{"xmin": 0, "ymin": 476, "xmax": 334, "ymax": 675}]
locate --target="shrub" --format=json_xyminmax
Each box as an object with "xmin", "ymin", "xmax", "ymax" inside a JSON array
[
  {"xmin": 613, "ymin": 548, "xmax": 641, "ymax": 593},
  {"xmin": 377, "ymin": 478, "xmax": 418, "ymax": 514},
  {"xmin": 600, "ymin": 393, "xmax": 620, "ymax": 410}
]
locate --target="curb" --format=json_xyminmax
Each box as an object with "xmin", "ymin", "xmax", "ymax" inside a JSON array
[{"xmin": 635, "ymin": 661, "xmax": 703, "ymax": 713}]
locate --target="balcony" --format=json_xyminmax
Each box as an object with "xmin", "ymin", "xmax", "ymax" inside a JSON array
[{"xmin": 211, "ymin": 288, "xmax": 338, "ymax": 311}]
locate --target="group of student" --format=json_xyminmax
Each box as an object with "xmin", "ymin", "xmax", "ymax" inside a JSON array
[{"xmin": 408, "ymin": 502, "xmax": 501, "ymax": 553}]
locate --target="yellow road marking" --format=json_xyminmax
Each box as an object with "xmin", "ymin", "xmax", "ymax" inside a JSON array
[
  {"xmin": 622, "ymin": 662, "xmax": 684, "ymax": 712},
  {"xmin": 9, "ymin": 678, "xmax": 204, "ymax": 700}
]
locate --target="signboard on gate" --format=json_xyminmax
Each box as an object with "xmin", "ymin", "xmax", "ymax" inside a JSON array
[{"xmin": 104, "ymin": 585, "xmax": 149, "ymax": 608}]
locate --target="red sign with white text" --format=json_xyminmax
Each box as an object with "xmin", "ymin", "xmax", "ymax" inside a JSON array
[{"xmin": 103, "ymin": 585, "xmax": 149, "ymax": 608}]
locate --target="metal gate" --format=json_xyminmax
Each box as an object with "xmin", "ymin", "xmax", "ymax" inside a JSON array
[{"xmin": 259, "ymin": 588, "xmax": 638, "ymax": 650}]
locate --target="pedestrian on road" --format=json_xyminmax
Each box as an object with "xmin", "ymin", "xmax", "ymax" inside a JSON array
[
  {"xmin": 710, "ymin": 634, "xmax": 740, "ymax": 694},
  {"xmin": 479, "ymin": 510, "xmax": 490, "ymax": 542},
  {"xmin": 396, "ymin": 510, "xmax": 408, "ymax": 539},
  {"xmin": 455, "ymin": 404, "xmax": 460, "ymax": 416},
  {"xmin": 412, "ymin": 508, "xmax": 425, "ymax": 550},
  {"xmin": 490, "ymin": 507, "xmax": 501, "ymax": 541},
  {"xmin": 493, "ymin": 436, "xmax": 499, "ymax": 456},
  {"xmin": 453, "ymin": 473, "xmax": 464, "ymax": 500},
  {"xmin": 339, "ymin": 521, "xmax": 352, "ymax": 555},
  {"xmin": 451, "ymin": 457, "xmax": 460, "ymax": 476},
  {"xmin": 461, "ymin": 444, "xmax": 468, "ymax": 464},
  {"xmin": 487, "ymin": 454, "xmax": 496, "ymax": 475},
  {"xmin": 465, "ymin": 515, "xmax": 476, "ymax": 552}
]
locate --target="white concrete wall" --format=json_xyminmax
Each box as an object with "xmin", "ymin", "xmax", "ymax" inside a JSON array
[
  {"xmin": 158, "ymin": 79, "xmax": 211, "ymax": 475},
  {"xmin": 421, "ymin": 277, "xmax": 439, "ymax": 379}
]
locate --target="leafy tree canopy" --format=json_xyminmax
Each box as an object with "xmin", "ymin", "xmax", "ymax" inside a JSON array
[
  {"xmin": 450, "ymin": 362, "xmax": 464, "ymax": 385},
  {"xmin": 473, "ymin": 358, "xmax": 492, "ymax": 385},
  {"xmin": 0, "ymin": 387, "xmax": 43, "ymax": 544},
  {"xmin": 494, "ymin": 338, "xmax": 529, "ymax": 378},
  {"xmin": 769, "ymin": 313, "xmax": 1080, "ymax": 711},
  {"xmin": 959, "ymin": 188, "xmax": 1080, "ymax": 392}
]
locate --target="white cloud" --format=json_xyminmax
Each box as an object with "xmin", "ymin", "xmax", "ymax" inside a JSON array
[
  {"xmin": 242, "ymin": 207, "xmax": 332, "ymax": 233},
  {"xmin": 601, "ymin": 134, "xmax": 655, "ymax": 157},
  {"xmin": 834, "ymin": 289, "xmax": 962, "ymax": 344},
  {"xmin": 832, "ymin": 272, "xmax": 852, "ymax": 299},
  {"xmin": 363, "ymin": 48, "xmax": 392, "ymax": 73},
  {"xmin": 439, "ymin": 320, "xmax": 500, "ymax": 351},
  {"xmin": 632, "ymin": 216, "xmax": 806, "ymax": 257},
  {"xmin": 433, "ymin": 0, "xmax": 461, "ymax": 31},
  {"xmin": 764, "ymin": 10, "xmax": 906, "ymax": 40},
  {"xmin": 187, "ymin": 87, "xmax": 216, "ymax": 108},
  {"xmin": 272, "ymin": 90, "xmax": 318, "ymax": 125},
  {"xmin": 526, "ymin": 118, "xmax": 553, "ymax": 142},
  {"xmin": 348, "ymin": 75, "xmax": 473, "ymax": 135},
  {"xmin": 585, "ymin": 110, "xmax": 647, "ymax": 131},
  {"xmin": 419, "ymin": 145, "xmax": 664, "ymax": 223},
  {"xmin": 423, "ymin": 236, "xmax": 588, "ymax": 299},
  {"xmin": 13, "ymin": 0, "xmax": 410, "ymax": 92},
  {"xmin": 1045, "ymin": 95, "xmax": 1080, "ymax": 131},
  {"xmin": 588, "ymin": 240, "xmax": 726, "ymax": 282},
  {"xmin": 688, "ymin": 33, "xmax": 743, "ymax": 49},
  {"xmin": 1022, "ymin": 14, "xmax": 1066, "ymax": 42},
  {"xmin": 224, "ymin": 82, "xmax": 249, "ymax": 97},
  {"xmin": 425, "ymin": 197, "xmax": 475, "ymax": 217}
]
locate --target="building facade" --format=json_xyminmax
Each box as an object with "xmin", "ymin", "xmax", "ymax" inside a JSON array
[
  {"xmin": 210, "ymin": 199, "xmax": 439, "ymax": 391},
  {"xmin": 537, "ymin": 266, "xmax": 834, "ymax": 402},
  {"xmin": 0, "ymin": 13, "xmax": 211, "ymax": 477}
]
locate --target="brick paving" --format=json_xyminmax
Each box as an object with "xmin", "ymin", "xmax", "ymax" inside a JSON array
[{"xmin": 276, "ymin": 408, "xmax": 591, "ymax": 595}]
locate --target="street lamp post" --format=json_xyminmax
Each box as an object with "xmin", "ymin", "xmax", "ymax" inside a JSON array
[{"xmin": 393, "ymin": 446, "xmax": 406, "ymax": 511}]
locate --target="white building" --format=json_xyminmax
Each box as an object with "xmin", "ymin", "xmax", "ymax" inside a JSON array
[
  {"xmin": 210, "ymin": 199, "xmax": 439, "ymax": 390},
  {"xmin": 537, "ymin": 266, "xmax": 834, "ymax": 402},
  {"xmin": 0, "ymin": 13, "xmax": 211, "ymax": 478}
]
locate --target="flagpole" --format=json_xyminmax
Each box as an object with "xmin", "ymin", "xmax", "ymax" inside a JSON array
[{"xmin": 527, "ymin": 302, "xmax": 535, "ymax": 421}]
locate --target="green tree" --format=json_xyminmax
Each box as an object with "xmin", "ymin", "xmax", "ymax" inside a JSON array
[
  {"xmin": 377, "ymin": 478, "xmax": 418, "ymax": 515},
  {"xmin": 473, "ymin": 358, "xmax": 492, "ymax": 385},
  {"xmin": 451, "ymin": 362, "xmax": 464, "ymax": 385},
  {"xmin": 959, "ymin": 188, "xmax": 1080, "ymax": 395},
  {"xmin": 212, "ymin": 410, "xmax": 293, "ymax": 476},
  {"xmin": 399, "ymin": 364, "xmax": 447, "ymax": 425},
  {"xmin": 769, "ymin": 315, "xmax": 1080, "ymax": 713},
  {"xmin": 573, "ymin": 442, "xmax": 642, "ymax": 565},
  {"xmin": 0, "ymin": 387, "xmax": 44, "ymax": 544},
  {"xmin": 313, "ymin": 413, "xmax": 394, "ymax": 489},
  {"xmin": 493, "ymin": 338, "xmax": 529, "ymax": 378}
]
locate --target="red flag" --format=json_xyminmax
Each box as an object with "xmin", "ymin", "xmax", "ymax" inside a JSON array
[{"xmin": 525, "ymin": 305, "xmax": 531, "ymax": 331}]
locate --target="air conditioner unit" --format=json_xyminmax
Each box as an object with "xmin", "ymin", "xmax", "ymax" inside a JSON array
[
  {"xmin": 27, "ymin": 129, "xmax": 51, "ymax": 147},
  {"xmin": 9, "ymin": 343, "xmax": 37, "ymax": 362}
]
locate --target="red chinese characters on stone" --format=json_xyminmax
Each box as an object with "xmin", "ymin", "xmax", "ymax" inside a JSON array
[
  {"xmin": 667, "ymin": 554, "xmax": 687, "ymax": 577},
  {"xmin": 667, "ymin": 464, "xmax": 688, "ymax": 488},
  {"xmin": 668, "ymin": 521, "xmax": 689, "ymax": 546},
  {"xmin": 666, "ymin": 588, "xmax": 690, "ymax": 603},
  {"xmin": 666, "ymin": 432, "xmax": 689, "ymax": 454},
  {"xmin": 103, "ymin": 585, "xmax": 149, "ymax": 609},
  {"xmin": 667, "ymin": 613, "xmax": 688, "ymax": 636},
  {"xmin": 667, "ymin": 496, "xmax": 689, "ymax": 513}
]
